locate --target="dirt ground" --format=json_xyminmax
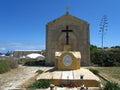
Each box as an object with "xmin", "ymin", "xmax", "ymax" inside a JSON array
[{"xmin": 0, "ymin": 65, "xmax": 52, "ymax": 90}]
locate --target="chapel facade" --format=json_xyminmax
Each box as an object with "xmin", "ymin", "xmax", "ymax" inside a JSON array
[{"xmin": 46, "ymin": 12, "xmax": 90, "ymax": 66}]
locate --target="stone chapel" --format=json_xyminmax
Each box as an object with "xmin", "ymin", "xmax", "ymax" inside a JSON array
[{"xmin": 45, "ymin": 12, "xmax": 90, "ymax": 66}]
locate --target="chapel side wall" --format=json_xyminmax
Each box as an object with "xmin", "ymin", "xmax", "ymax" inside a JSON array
[
  {"xmin": 46, "ymin": 25, "xmax": 53, "ymax": 65},
  {"xmin": 80, "ymin": 24, "xmax": 90, "ymax": 66},
  {"xmin": 86, "ymin": 24, "xmax": 90, "ymax": 66}
]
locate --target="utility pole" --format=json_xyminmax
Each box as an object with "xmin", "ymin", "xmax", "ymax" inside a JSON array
[{"xmin": 99, "ymin": 15, "xmax": 108, "ymax": 49}]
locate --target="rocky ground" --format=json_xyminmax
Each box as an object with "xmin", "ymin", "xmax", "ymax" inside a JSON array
[{"xmin": 0, "ymin": 65, "xmax": 52, "ymax": 90}]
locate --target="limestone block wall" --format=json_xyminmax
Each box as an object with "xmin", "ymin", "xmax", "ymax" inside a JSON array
[{"xmin": 46, "ymin": 13, "xmax": 90, "ymax": 66}]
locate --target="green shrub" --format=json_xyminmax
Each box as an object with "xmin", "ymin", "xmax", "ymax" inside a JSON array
[
  {"xmin": 7, "ymin": 58, "xmax": 18, "ymax": 69},
  {"xmin": 24, "ymin": 60, "xmax": 45, "ymax": 66},
  {"xmin": 24, "ymin": 60, "xmax": 37, "ymax": 66},
  {"xmin": 113, "ymin": 62, "xmax": 120, "ymax": 67},
  {"xmin": 90, "ymin": 45, "xmax": 120, "ymax": 67},
  {"xmin": 104, "ymin": 81, "xmax": 120, "ymax": 90},
  {"xmin": 89, "ymin": 68, "xmax": 99, "ymax": 75},
  {"xmin": 28, "ymin": 80, "xmax": 40, "ymax": 89},
  {"xmin": 36, "ymin": 70, "xmax": 43, "ymax": 74},
  {"xmin": 28, "ymin": 80, "xmax": 51, "ymax": 89},
  {"xmin": 0, "ymin": 58, "xmax": 18, "ymax": 74},
  {"xmin": 39, "ymin": 80, "xmax": 51, "ymax": 88},
  {"xmin": 0, "ymin": 60, "xmax": 11, "ymax": 74},
  {"xmin": 18, "ymin": 59, "xmax": 25, "ymax": 65}
]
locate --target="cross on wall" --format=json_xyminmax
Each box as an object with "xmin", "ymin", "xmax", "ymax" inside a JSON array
[{"xmin": 62, "ymin": 26, "xmax": 73, "ymax": 45}]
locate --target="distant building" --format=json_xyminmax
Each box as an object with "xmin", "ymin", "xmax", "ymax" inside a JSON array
[{"xmin": 13, "ymin": 50, "xmax": 41, "ymax": 59}]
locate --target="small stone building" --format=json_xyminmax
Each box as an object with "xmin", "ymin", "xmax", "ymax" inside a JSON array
[
  {"xmin": 46, "ymin": 12, "xmax": 90, "ymax": 66},
  {"xmin": 13, "ymin": 50, "xmax": 41, "ymax": 59}
]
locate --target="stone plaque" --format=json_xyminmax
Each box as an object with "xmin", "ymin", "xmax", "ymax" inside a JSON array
[{"xmin": 63, "ymin": 54, "xmax": 72, "ymax": 66}]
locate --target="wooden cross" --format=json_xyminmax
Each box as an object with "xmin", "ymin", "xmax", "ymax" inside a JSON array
[{"xmin": 62, "ymin": 26, "xmax": 73, "ymax": 45}]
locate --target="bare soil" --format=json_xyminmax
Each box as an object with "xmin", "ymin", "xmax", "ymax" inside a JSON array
[{"xmin": 0, "ymin": 65, "xmax": 52, "ymax": 90}]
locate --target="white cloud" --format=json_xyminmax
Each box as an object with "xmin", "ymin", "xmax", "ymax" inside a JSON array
[
  {"xmin": 0, "ymin": 42, "xmax": 45, "ymax": 52},
  {"xmin": 0, "ymin": 48, "xmax": 6, "ymax": 51}
]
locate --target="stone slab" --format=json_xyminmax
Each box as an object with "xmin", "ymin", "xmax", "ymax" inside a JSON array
[
  {"xmin": 37, "ymin": 68, "xmax": 100, "ymax": 81},
  {"xmin": 37, "ymin": 68, "xmax": 101, "ymax": 87},
  {"xmin": 62, "ymin": 71, "xmax": 73, "ymax": 80}
]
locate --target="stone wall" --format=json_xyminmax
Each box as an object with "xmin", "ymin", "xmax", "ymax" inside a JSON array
[
  {"xmin": 46, "ymin": 13, "xmax": 90, "ymax": 66},
  {"xmin": 13, "ymin": 50, "xmax": 41, "ymax": 58}
]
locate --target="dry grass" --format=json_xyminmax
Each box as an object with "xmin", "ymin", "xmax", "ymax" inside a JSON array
[
  {"xmin": 95, "ymin": 67, "xmax": 120, "ymax": 80},
  {"xmin": 94, "ymin": 67, "xmax": 120, "ymax": 85}
]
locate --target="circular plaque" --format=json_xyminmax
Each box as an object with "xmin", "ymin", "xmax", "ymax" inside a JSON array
[{"xmin": 63, "ymin": 54, "xmax": 72, "ymax": 66}]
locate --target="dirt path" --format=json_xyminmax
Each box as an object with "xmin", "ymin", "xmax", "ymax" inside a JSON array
[{"xmin": 0, "ymin": 65, "xmax": 52, "ymax": 90}]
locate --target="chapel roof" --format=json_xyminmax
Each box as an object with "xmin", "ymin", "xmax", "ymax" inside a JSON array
[{"xmin": 47, "ymin": 12, "xmax": 89, "ymax": 25}]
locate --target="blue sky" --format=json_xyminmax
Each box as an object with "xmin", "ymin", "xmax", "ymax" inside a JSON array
[{"xmin": 0, "ymin": 0, "xmax": 120, "ymax": 53}]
